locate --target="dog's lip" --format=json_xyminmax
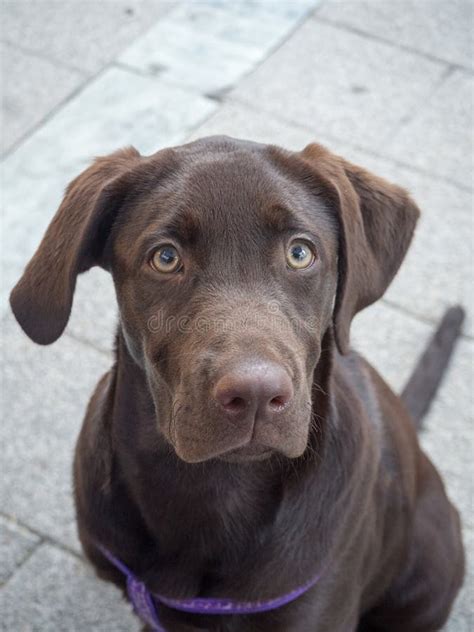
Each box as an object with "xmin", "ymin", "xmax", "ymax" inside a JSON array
[{"xmin": 219, "ymin": 443, "xmax": 274, "ymax": 463}]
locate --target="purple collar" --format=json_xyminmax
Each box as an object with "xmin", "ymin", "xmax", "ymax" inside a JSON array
[{"xmin": 98, "ymin": 544, "xmax": 323, "ymax": 631}]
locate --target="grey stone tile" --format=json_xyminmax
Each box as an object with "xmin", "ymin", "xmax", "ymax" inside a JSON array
[
  {"xmin": 188, "ymin": 101, "xmax": 315, "ymax": 149},
  {"xmin": 385, "ymin": 70, "xmax": 473, "ymax": 188},
  {"xmin": 0, "ymin": 0, "xmax": 177, "ymax": 74},
  {"xmin": 317, "ymin": 0, "xmax": 473, "ymax": 70},
  {"xmin": 231, "ymin": 19, "xmax": 446, "ymax": 150},
  {"xmin": 68, "ymin": 268, "xmax": 118, "ymax": 354},
  {"xmin": 1, "ymin": 66, "xmax": 217, "ymax": 344},
  {"xmin": 0, "ymin": 313, "xmax": 112, "ymax": 550},
  {"xmin": 0, "ymin": 517, "xmax": 40, "ymax": 583},
  {"xmin": 0, "ymin": 543, "xmax": 140, "ymax": 631},
  {"xmin": 351, "ymin": 301, "xmax": 435, "ymax": 393},
  {"xmin": 0, "ymin": 42, "xmax": 85, "ymax": 155},
  {"xmin": 120, "ymin": 0, "xmax": 318, "ymax": 93}
]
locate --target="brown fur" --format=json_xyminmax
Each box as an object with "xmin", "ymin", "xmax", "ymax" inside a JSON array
[{"xmin": 10, "ymin": 137, "xmax": 464, "ymax": 631}]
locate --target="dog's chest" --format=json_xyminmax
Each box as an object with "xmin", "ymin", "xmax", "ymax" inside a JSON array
[{"xmin": 136, "ymin": 464, "xmax": 281, "ymax": 595}]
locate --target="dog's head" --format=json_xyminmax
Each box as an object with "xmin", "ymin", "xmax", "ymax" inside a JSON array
[{"xmin": 10, "ymin": 137, "xmax": 419, "ymax": 463}]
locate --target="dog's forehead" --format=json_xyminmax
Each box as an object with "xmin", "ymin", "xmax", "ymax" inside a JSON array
[
  {"xmin": 175, "ymin": 137, "xmax": 291, "ymax": 201},
  {"xmin": 147, "ymin": 139, "xmax": 328, "ymax": 236}
]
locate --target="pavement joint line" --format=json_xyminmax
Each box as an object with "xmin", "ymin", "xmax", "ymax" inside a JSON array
[
  {"xmin": 0, "ymin": 37, "xmax": 89, "ymax": 76},
  {"xmin": 223, "ymin": 95, "xmax": 473, "ymax": 193},
  {"xmin": 0, "ymin": 62, "xmax": 110, "ymax": 162},
  {"xmin": 63, "ymin": 328, "xmax": 114, "ymax": 358},
  {"xmin": 0, "ymin": 512, "xmax": 41, "ymax": 538},
  {"xmin": 0, "ymin": 537, "xmax": 42, "ymax": 588},
  {"xmin": 115, "ymin": 2, "xmax": 324, "ymax": 119},
  {"xmin": 381, "ymin": 298, "xmax": 474, "ymax": 343},
  {"xmin": 113, "ymin": 2, "xmax": 321, "ymax": 107},
  {"xmin": 0, "ymin": 2, "xmax": 179, "ymax": 79},
  {"xmin": 1, "ymin": 56, "xmax": 217, "ymax": 162},
  {"xmin": 380, "ymin": 64, "xmax": 457, "ymax": 147},
  {"xmin": 215, "ymin": 2, "xmax": 322, "ymax": 104},
  {"xmin": 312, "ymin": 13, "xmax": 474, "ymax": 75},
  {"xmin": 0, "ymin": 3, "xmax": 320, "ymax": 160},
  {"xmin": 0, "ymin": 2, "xmax": 194, "ymax": 155},
  {"xmin": 0, "ymin": 4, "xmax": 182, "ymax": 162},
  {"xmin": 0, "ymin": 511, "xmax": 46, "ymax": 543},
  {"xmin": 1, "ymin": 301, "xmax": 113, "ymax": 358},
  {"xmin": 0, "ymin": 510, "xmax": 85, "ymax": 563}
]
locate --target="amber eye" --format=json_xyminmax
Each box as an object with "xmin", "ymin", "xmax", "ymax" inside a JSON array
[
  {"xmin": 150, "ymin": 245, "xmax": 182, "ymax": 273},
  {"xmin": 286, "ymin": 240, "xmax": 316, "ymax": 270}
]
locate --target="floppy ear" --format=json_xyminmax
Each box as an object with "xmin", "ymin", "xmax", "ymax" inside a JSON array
[
  {"xmin": 300, "ymin": 143, "xmax": 420, "ymax": 354},
  {"xmin": 10, "ymin": 147, "xmax": 142, "ymax": 345}
]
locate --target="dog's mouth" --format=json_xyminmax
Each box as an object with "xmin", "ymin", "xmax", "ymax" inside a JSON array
[
  {"xmin": 218, "ymin": 443, "xmax": 274, "ymax": 463},
  {"xmin": 166, "ymin": 356, "xmax": 312, "ymax": 464}
]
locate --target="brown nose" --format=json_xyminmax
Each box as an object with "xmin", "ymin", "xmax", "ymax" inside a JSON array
[{"xmin": 213, "ymin": 362, "xmax": 293, "ymax": 420}]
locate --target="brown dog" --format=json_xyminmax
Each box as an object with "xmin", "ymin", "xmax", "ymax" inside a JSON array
[{"xmin": 10, "ymin": 137, "xmax": 464, "ymax": 631}]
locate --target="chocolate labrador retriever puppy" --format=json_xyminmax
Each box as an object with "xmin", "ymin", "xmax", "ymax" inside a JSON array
[{"xmin": 10, "ymin": 137, "xmax": 464, "ymax": 631}]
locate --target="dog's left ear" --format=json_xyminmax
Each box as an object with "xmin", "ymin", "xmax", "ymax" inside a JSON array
[{"xmin": 300, "ymin": 143, "xmax": 420, "ymax": 354}]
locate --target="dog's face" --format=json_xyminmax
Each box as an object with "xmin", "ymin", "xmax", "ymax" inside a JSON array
[
  {"xmin": 10, "ymin": 136, "xmax": 419, "ymax": 463},
  {"xmin": 112, "ymin": 140, "xmax": 338, "ymax": 462}
]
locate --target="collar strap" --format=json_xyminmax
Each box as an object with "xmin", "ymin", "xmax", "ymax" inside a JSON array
[{"xmin": 97, "ymin": 544, "xmax": 322, "ymax": 631}]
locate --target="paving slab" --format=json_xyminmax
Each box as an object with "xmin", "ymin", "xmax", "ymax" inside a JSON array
[
  {"xmin": 0, "ymin": 542, "xmax": 140, "ymax": 631},
  {"xmin": 188, "ymin": 100, "xmax": 316, "ymax": 148},
  {"xmin": 385, "ymin": 70, "xmax": 473, "ymax": 188},
  {"xmin": 352, "ymin": 301, "xmax": 435, "ymax": 393},
  {"xmin": 1, "ymin": 66, "xmax": 217, "ymax": 345},
  {"xmin": 68, "ymin": 268, "xmax": 119, "ymax": 354},
  {"xmin": 0, "ymin": 0, "xmax": 177, "ymax": 74},
  {"xmin": 120, "ymin": 0, "xmax": 318, "ymax": 94},
  {"xmin": 0, "ymin": 313, "xmax": 111, "ymax": 550},
  {"xmin": 0, "ymin": 517, "xmax": 40, "ymax": 584},
  {"xmin": 231, "ymin": 19, "xmax": 446, "ymax": 151},
  {"xmin": 0, "ymin": 42, "xmax": 85, "ymax": 155},
  {"xmin": 317, "ymin": 0, "xmax": 473, "ymax": 70}
]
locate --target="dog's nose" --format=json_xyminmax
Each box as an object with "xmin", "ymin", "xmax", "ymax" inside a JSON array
[{"xmin": 213, "ymin": 362, "xmax": 293, "ymax": 420}]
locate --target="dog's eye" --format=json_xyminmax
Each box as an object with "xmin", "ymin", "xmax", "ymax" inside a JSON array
[
  {"xmin": 286, "ymin": 241, "xmax": 315, "ymax": 270},
  {"xmin": 150, "ymin": 245, "xmax": 182, "ymax": 273}
]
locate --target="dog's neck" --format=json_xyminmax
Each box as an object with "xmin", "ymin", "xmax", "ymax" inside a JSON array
[{"xmin": 110, "ymin": 329, "xmax": 335, "ymax": 599}]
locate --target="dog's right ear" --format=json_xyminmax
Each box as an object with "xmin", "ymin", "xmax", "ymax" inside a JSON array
[{"xmin": 10, "ymin": 147, "xmax": 143, "ymax": 345}]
